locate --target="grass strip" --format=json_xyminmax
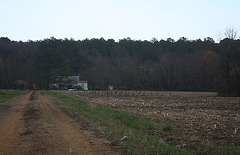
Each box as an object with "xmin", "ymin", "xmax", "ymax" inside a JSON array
[
  {"xmin": 0, "ymin": 90, "xmax": 27, "ymax": 104},
  {"xmin": 43, "ymin": 90, "xmax": 190, "ymax": 155}
]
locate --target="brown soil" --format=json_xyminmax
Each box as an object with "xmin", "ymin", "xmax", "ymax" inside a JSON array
[
  {"xmin": 63, "ymin": 90, "xmax": 240, "ymax": 149},
  {"xmin": 0, "ymin": 91, "xmax": 117, "ymax": 155}
]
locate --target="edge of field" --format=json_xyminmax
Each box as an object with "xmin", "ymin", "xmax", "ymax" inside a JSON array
[
  {"xmin": 0, "ymin": 90, "xmax": 28, "ymax": 104},
  {"xmin": 43, "ymin": 90, "xmax": 240, "ymax": 155},
  {"xmin": 43, "ymin": 90, "xmax": 190, "ymax": 155},
  {"xmin": 0, "ymin": 90, "xmax": 28, "ymax": 112}
]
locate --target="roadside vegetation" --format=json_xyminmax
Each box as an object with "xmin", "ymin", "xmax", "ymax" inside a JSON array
[
  {"xmin": 43, "ymin": 90, "xmax": 190, "ymax": 154},
  {"xmin": 0, "ymin": 90, "xmax": 27, "ymax": 104},
  {"xmin": 43, "ymin": 90, "xmax": 240, "ymax": 155}
]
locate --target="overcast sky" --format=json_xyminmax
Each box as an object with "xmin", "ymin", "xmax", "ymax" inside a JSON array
[{"xmin": 0, "ymin": 0, "xmax": 240, "ymax": 41}]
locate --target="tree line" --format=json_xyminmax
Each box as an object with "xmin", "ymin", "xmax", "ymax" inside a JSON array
[{"xmin": 0, "ymin": 30, "xmax": 239, "ymax": 96}]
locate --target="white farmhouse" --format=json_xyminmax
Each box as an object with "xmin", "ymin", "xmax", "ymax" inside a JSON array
[{"xmin": 49, "ymin": 76, "xmax": 88, "ymax": 90}]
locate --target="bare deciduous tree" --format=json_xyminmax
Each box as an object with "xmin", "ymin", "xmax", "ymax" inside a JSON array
[{"xmin": 224, "ymin": 27, "xmax": 238, "ymax": 40}]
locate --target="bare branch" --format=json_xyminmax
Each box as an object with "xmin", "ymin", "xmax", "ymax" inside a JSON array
[{"xmin": 224, "ymin": 27, "xmax": 238, "ymax": 40}]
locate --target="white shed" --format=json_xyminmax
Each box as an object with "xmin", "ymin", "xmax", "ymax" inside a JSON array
[{"xmin": 73, "ymin": 81, "xmax": 88, "ymax": 90}]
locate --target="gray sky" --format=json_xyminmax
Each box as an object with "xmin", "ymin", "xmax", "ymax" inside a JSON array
[{"xmin": 1, "ymin": 0, "xmax": 239, "ymax": 41}]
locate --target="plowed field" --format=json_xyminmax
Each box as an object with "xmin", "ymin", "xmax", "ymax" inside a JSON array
[{"xmin": 63, "ymin": 90, "xmax": 240, "ymax": 149}]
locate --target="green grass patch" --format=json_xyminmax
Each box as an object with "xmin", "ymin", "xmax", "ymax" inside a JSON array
[
  {"xmin": 216, "ymin": 146, "xmax": 240, "ymax": 155},
  {"xmin": 162, "ymin": 124, "xmax": 173, "ymax": 132},
  {"xmin": 43, "ymin": 90, "xmax": 189, "ymax": 154},
  {"xmin": 202, "ymin": 145, "xmax": 240, "ymax": 155},
  {"xmin": 0, "ymin": 90, "xmax": 27, "ymax": 104},
  {"xmin": 43, "ymin": 90, "xmax": 240, "ymax": 154}
]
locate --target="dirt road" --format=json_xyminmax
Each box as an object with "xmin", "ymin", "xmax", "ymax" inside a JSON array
[{"xmin": 0, "ymin": 91, "xmax": 116, "ymax": 155}]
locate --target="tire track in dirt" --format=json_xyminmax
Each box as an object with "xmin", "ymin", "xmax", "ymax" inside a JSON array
[
  {"xmin": 0, "ymin": 91, "xmax": 116, "ymax": 155},
  {"xmin": 0, "ymin": 91, "xmax": 31, "ymax": 154}
]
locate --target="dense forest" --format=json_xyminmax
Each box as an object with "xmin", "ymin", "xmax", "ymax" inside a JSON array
[{"xmin": 0, "ymin": 31, "xmax": 240, "ymax": 96}]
